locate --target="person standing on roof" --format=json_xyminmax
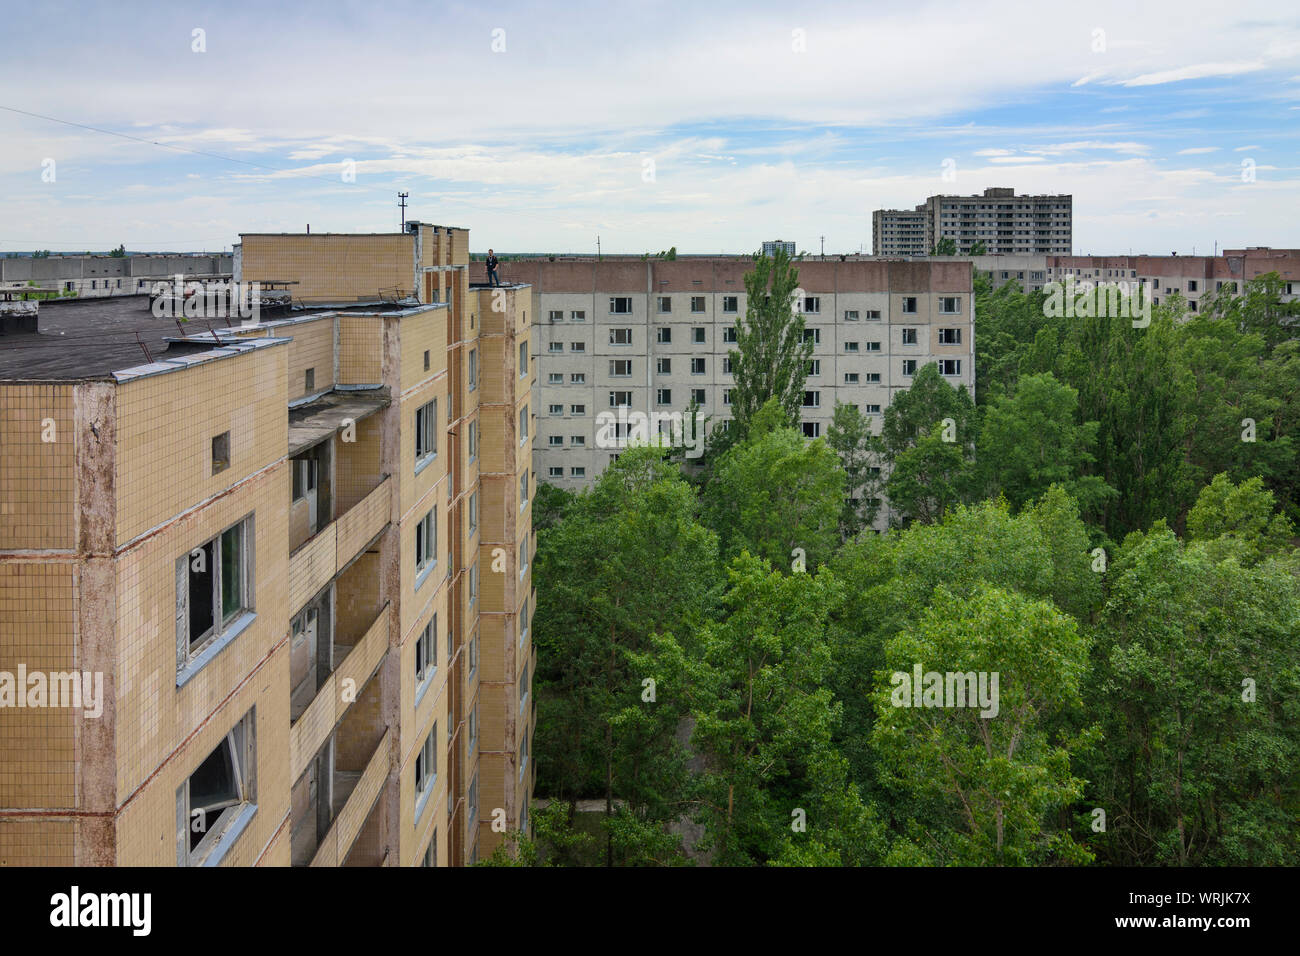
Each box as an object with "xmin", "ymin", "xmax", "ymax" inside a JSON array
[{"xmin": 486, "ymin": 249, "xmax": 501, "ymax": 287}]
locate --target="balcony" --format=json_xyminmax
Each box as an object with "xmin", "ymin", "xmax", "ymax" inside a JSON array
[
  {"xmin": 290, "ymin": 602, "xmax": 390, "ymax": 779},
  {"xmin": 288, "ymin": 476, "xmax": 391, "ymax": 614},
  {"xmin": 307, "ymin": 726, "xmax": 392, "ymax": 867}
]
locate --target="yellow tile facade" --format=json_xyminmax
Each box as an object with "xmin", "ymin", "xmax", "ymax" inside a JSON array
[{"xmin": 1, "ymin": 224, "xmax": 533, "ymax": 868}]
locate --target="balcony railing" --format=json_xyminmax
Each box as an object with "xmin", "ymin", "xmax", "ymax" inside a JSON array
[
  {"xmin": 290, "ymin": 602, "xmax": 391, "ymax": 780},
  {"xmin": 288, "ymin": 476, "xmax": 391, "ymax": 613},
  {"xmin": 310, "ymin": 725, "xmax": 392, "ymax": 867}
]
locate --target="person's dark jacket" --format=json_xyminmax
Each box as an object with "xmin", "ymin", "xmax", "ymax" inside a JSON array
[{"xmin": 486, "ymin": 254, "xmax": 499, "ymax": 272}]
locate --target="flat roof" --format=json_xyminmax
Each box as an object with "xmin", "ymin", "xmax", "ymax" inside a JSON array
[{"xmin": 0, "ymin": 295, "xmax": 414, "ymax": 383}]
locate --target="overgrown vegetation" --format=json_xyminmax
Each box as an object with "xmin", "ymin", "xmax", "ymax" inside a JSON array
[{"xmin": 522, "ymin": 269, "xmax": 1300, "ymax": 866}]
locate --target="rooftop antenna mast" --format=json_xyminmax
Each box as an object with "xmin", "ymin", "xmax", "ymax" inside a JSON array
[{"xmin": 398, "ymin": 192, "xmax": 409, "ymax": 231}]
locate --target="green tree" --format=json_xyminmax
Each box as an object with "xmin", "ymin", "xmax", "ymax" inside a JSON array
[
  {"xmin": 532, "ymin": 445, "xmax": 718, "ymax": 864},
  {"xmin": 109, "ymin": 244, "xmax": 126, "ymax": 257},
  {"xmin": 703, "ymin": 400, "xmax": 845, "ymax": 570},
  {"xmin": 932, "ymin": 237, "xmax": 957, "ymax": 256},
  {"xmin": 968, "ymin": 240, "xmax": 987, "ymax": 256},
  {"xmin": 646, "ymin": 554, "xmax": 884, "ymax": 865},
  {"xmin": 885, "ymin": 423, "xmax": 978, "ymax": 526},
  {"xmin": 1185, "ymin": 473, "xmax": 1295, "ymax": 565},
  {"xmin": 1084, "ymin": 525, "xmax": 1300, "ymax": 865},
  {"xmin": 826, "ymin": 399, "xmax": 883, "ymax": 537},
  {"xmin": 978, "ymin": 372, "xmax": 1115, "ymax": 516},
  {"xmin": 725, "ymin": 249, "xmax": 813, "ymax": 446},
  {"xmin": 871, "ymin": 584, "xmax": 1095, "ymax": 865},
  {"xmin": 878, "ymin": 363, "xmax": 980, "ymax": 525}
]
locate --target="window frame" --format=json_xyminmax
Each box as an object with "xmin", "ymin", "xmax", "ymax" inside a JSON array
[
  {"xmin": 176, "ymin": 708, "xmax": 257, "ymax": 867},
  {"xmin": 176, "ymin": 514, "xmax": 256, "ymax": 681}
]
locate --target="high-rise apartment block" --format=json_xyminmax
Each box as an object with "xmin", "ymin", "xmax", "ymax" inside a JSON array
[
  {"xmin": 761, "ymin": 240, "xmax": 797, "ymax": 258},
  {"xmin": 871, "ymin": 208, "xmax": 927, "ymax": 257},
  {"xmin": 0, "ymin": 222, "xmax": 535, "ymax": 866},
  {"xmin": 472, "ymin": 257, "xmax": 975, "ymax": 523},
  {"xmin": 873, "ymin": 188, "xmax": 1072, "ymax": 256}
]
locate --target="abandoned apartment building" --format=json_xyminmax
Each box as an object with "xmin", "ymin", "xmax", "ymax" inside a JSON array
[{"xmin": 0, "ymin": 222, "xmax": 535, "ymax": 866}]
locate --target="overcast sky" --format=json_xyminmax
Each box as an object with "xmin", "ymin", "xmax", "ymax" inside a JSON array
[{"xmin": 2, "ymin": 0, "xmax": 1298, "ymax": 255}]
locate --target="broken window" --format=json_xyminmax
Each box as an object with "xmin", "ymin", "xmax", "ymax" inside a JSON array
[{"xmin": 177, "ymin": 709, "xmax": 255, "ymax": 865}]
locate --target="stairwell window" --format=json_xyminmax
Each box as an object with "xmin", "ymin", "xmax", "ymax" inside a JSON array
[
  {"xmin": 211, "ymin": 431, "xmax": 230, "ymax": 475},
  {"xmin": 468, "ymin": 420, "xmax": 478, "ymax": 462},
  {"xmin": 519, "ymin": 341, "xmax": 529, "ymax": 376},
  {"xmin": 610, "ymin": 297, "xmax": 633, "ymax": 314},
  {"xmin": 938, "ymin": 328, "xmax": 962, "ymax": 345},
  {"xmin": 610, "ymin": 328, "xmax": 632, "ymax": 345},
  {"xmin": 467, "ymin": 349, "xmax": 477, "ymax": 390}
]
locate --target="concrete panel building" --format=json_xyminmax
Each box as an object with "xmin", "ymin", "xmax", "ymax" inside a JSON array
[
  {"xmin": 0, "ymin": 254, "xmax": 233, "ymax": 299},
  {"xmin": 1045, "ymin": 247, "xmax": 1300, "ymax": 312},
  {"xmin": 0, "ymin": 223, "xmax": 534, "ymax": 867},
  {"xmin": 472, "ymin": 257, "xmax": 975, "ymax": 526},
  {"xmin": 871, "ymin": 208, "xmax": 926, "ymax": 257},
  {"xmin": 874, "ymin": 188, "xmax": 1072, "ymax": 256}
]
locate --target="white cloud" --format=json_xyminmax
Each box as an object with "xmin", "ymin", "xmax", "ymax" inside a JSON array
[
  {"xmin": 1177, "ymin": 147, "xmax": 1221, "ymax": 154},
  {"xmin": 1121, "ymin": 60, "xmax": 1266, "ymax": 86}
]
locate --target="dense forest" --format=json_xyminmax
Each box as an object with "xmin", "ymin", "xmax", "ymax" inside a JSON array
[{"xmin": 489, "ymin": 262, "xmax": 1300, "ymax": 867}]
